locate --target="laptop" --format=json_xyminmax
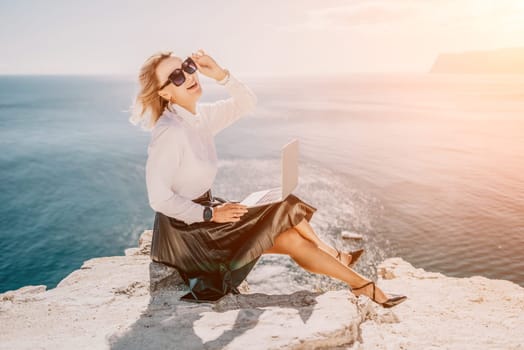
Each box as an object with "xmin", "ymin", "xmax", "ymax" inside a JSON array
[{"xmin": 238, "ymin": 138, "xmax": 299, "ymax": 208}]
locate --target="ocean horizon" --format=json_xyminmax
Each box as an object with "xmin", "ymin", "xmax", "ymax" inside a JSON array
[{"xmin": 1, "ymin": 72, "xmax": 523, "ymax": 293}]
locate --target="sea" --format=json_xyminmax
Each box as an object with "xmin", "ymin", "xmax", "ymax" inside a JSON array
[{"xmin": 1, "ymin": 72, "xmax": 523, "ymax": 293}]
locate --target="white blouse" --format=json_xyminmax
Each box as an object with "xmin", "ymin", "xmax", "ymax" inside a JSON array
[{"xmin": 145, "ymin": 71, "xmax": 258, "ymax": 225}]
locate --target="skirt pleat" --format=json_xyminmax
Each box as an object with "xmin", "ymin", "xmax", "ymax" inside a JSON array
[{"xmin": 151, "ymin": 189, "xmax": 317, "ymax": 302}]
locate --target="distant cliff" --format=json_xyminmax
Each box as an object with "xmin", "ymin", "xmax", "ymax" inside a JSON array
[{"xmin": 430, "ymin": 47, "xmax": 524, "ymax": 74}]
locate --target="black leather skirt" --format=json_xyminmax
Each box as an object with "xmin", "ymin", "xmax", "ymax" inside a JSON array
[{"xmin": 151, "ymin": 188, "xmax": 317, "ymax": 303}]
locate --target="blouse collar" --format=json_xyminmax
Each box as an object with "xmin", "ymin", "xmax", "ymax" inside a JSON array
[{"xmin": 167, "ymin": 102, "xmax": 202, "ymax": 127}]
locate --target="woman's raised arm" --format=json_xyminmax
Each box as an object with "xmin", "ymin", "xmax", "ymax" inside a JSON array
[{"xmin": 199, "ymin": 71, "xmax": 258, "ymax": 136}]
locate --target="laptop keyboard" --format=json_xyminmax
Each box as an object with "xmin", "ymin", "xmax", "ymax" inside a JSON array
[{"xmin": 257, "ymin": 188, "xmax": 282, "ymax": 204}]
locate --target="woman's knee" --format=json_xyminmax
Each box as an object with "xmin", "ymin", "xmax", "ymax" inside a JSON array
[
  {"xmin": 274, "ymin": 228, "xmax": 309, "ymax": 253},
  {"xmin": 262, "ymin": 229, "xmax": 298, "ymax": 255}
]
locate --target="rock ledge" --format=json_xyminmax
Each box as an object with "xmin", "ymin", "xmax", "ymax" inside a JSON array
[{"xmin": 1, "ymin": 230, "xmax": 523, "ymax": 349}]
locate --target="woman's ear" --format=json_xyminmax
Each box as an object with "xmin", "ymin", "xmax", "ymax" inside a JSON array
[{"xmin": 157, "ymin": 90, "xmax": 169, "ymax": 101}]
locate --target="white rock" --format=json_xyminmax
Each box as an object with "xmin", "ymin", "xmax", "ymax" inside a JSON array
[
  {"xmin": 0, "ymin": 230, "xmax": 523, "ymax": 349},
  {"xmin": 341, "ymin": 230, "xmax": 364, "ymax": 240}
]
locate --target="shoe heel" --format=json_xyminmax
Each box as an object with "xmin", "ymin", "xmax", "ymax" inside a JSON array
[
  {"xmin": 382, "ymin": 294, "xmax": 408, "ymax": 308},
  {"xmin": 336, "ymin": 248, "xmax": 365, "ymax": 268},
  {"xmin": 352, "ymin": 281, "xmax": 407, "ymax": 308},
  {"xmin": 348, "ymin": 248, "xmax": 364, "ymax": 268}
]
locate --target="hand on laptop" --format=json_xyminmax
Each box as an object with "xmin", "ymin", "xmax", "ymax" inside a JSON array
[{"xmin": 212, "ymin": 202, "xmax": 248, "ymax": 223}]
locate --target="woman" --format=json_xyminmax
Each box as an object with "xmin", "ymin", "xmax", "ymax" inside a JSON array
[{"xmin": 130, "ymin": 49, "xmax": 407, "ymax": 308}]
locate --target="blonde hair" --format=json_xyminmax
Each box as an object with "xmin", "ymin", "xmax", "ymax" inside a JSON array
[{"xmin": 129, "ymin": 50, "xmax": 174, "ymax": 131}]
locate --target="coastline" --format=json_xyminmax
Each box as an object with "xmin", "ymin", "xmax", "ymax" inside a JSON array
[{"xmin": 1, "ymin": 230, "xmax": 523, "ymax": 349}]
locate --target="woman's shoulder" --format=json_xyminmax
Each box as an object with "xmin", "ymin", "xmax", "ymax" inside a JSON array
[{"xmin": 150, "ymin": 114, "xmax": 185, "ymax": 145}]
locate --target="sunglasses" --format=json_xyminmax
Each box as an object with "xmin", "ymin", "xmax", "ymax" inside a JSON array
[{"xmin": 159, "ymin": 57, "xmax": 198, "ymax": 90}]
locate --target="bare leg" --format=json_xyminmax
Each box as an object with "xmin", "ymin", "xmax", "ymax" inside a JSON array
[
  {"xmin": 293, "ymin": 218, "xmax": 353, "ymax": 266},
  {"xmin": 262, "ymin": 227, "xmax": 389, "ymax": 303}
]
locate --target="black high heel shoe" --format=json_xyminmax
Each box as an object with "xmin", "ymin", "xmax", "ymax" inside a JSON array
[
  {"xmin": 335, "ymin": 248, "xmax": 365, "ymax": 268},
  {"xmin": 351, "ymin": 280, "xmax": 407, "ymax": 308}
]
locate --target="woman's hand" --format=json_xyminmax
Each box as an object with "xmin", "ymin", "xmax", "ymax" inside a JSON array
[
  {"xmin": 212, "ymin": 202, "xmax": 248, "ymax": 223},
  {"xmin": 191, "ymin": 49, "xmax": 228, "ymax": 82}
]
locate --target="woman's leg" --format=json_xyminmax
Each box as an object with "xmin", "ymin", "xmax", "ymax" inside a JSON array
[
  {"xmin": 293, "ymin": 218, "xmax": 353, "ymax": 265},
  {"xmin": 262, "ymin": 227, "xmax": 389, "ymax": 303}
]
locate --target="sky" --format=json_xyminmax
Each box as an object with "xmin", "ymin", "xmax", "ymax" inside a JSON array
[{"xmin": 0, "ymin": 0, "xmax": 523, "ymax": 76}]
